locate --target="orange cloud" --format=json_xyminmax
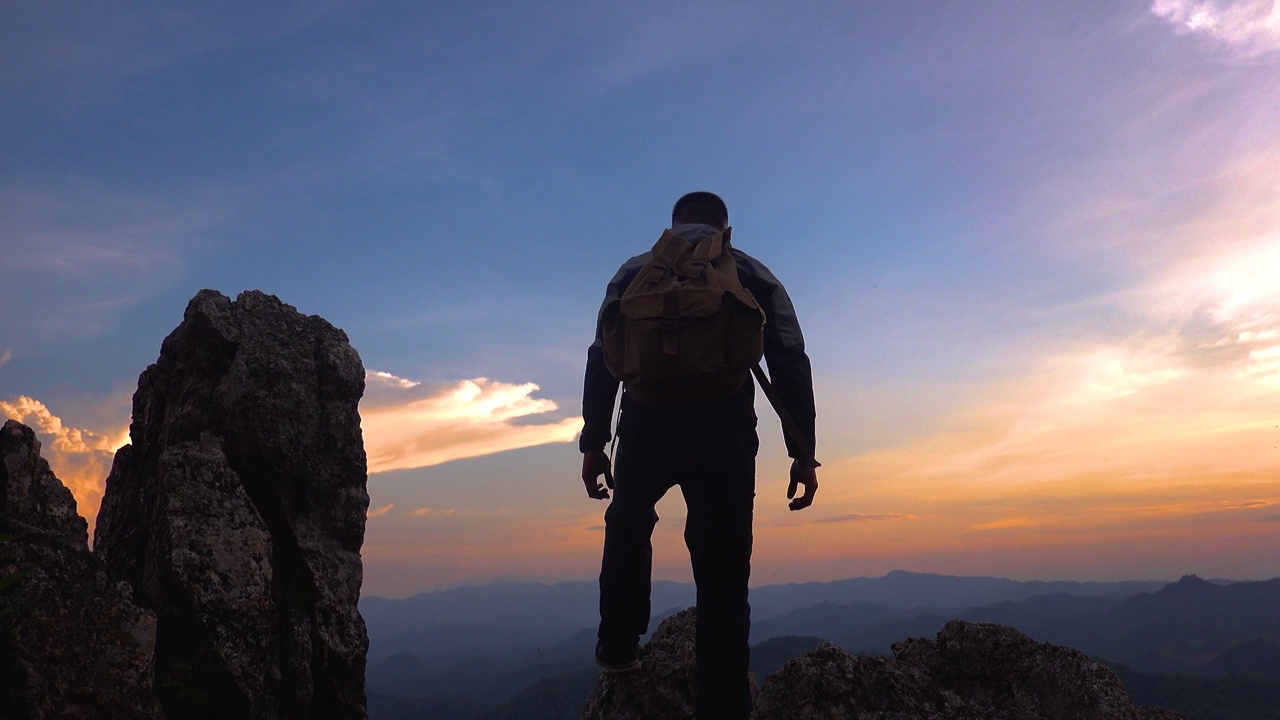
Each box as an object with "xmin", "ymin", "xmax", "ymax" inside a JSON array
[
  {"xmin": 409, "ymin": 507, "xmax": 457, "ymax": 517},
  {"xmin": 754, "ymin": 209, "xmax": 1280, "ymax": 581},
  {"xmin": 361, "ymin": 372, "xmax": 581, "ymax": 474},
  {"xmin": 0, "ymin": 395, "xmax": 129, "ymax": 538},
  {"xmin": 367, "ymin": 503, "xmax": 394, "ymax": 518}
]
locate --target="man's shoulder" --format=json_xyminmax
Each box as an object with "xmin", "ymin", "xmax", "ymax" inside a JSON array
[
  {"xmin": 610, "ymin": 251, "xmax": 652, "ymax": 285},
  {"xmin": 729, "ymin": 247, "xmax": 782, "ymax": 289}
]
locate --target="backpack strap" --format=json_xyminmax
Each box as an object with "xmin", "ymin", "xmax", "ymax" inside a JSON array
[
  {"xmin": 751, "ymin": 364, "xmax": 820, "ymax": 468},
  {"xmin": 661, "ymin": 290, "xmax": 680, "ymax": 356}
]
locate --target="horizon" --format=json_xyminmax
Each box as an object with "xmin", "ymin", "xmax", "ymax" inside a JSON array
[
  {"xmin": 360, "ymin": 567, "xmax": 1259, "ymax": 602},
  {"xmin": 3, "ymin": 1, "xmax": 1278, "ymax": 597}
]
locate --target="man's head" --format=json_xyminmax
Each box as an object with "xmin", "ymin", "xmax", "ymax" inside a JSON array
[{"xmin": 672, "ymin": 191, "xmax": 728, "ymax": 229}]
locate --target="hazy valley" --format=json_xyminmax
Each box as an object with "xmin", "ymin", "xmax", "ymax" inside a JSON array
[{"xmin": 361, "ymin": 570, "xmax": 1280, "ymax": 720}]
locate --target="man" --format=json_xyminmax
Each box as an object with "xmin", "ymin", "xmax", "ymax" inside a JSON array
[{"xmin": 580, "ymin": 191, "xmax": 818, "ymax": 718}]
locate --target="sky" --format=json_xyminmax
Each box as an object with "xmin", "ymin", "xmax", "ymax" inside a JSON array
[{"xmin": 2, "ymin": 0, "xmax": 1278, "ymax": 598}]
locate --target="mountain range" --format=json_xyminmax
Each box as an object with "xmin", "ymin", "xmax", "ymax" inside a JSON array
[{"xmin": 359, "ymin": 571, "xmax": 1280, "ymax": 719}]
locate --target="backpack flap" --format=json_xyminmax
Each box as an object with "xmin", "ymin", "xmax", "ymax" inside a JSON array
[{"xmin": 602, "ymin": 229, "xmax": 766, "ymax": 405}]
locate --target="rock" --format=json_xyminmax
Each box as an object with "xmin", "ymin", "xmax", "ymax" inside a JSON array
[
  {"xmin": 751, "ymin": 642, "xmax": 935, "ymax": 719},
  {"xmin": 581, "ymin": 610, "xmax": 1184, "ymax": 719},
  {"xmin": 0, "ymin": 419, "xmax": 88, "ymax": 547},
  {"xmin": 1, "ymin": 419, "xmax": 163, "ymax": 720},
  {"xmin": 754, "ymin": 619, "xmax": 1183, "ymax": 719},
  {"xmin": 95, "ymin": 290, "xmax": 370, "ymax": 720},
  {"xmin": 580, "ymin": 609, "xmax": 700, "ymax": 720},
  {"xmin": 580, "ymin": 608, "xmax": 762, "ymax": 720}
]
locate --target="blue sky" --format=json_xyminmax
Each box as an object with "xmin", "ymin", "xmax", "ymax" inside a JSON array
[{"xmin": 3, "ymin": 1, "xmax": 1279, "ymax": 597}]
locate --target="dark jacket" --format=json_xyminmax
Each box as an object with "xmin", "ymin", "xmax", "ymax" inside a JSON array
[{"xmin": 580, "ymin": 224, "xmax": 817, "ymax": 459}]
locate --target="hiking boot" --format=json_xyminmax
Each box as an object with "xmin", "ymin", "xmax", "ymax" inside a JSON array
[{"xmin": 595, "ymin": 640, "xmax": 640, "ymax": 673}]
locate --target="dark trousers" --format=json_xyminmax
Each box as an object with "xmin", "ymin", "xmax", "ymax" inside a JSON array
[{"xmin": 598, "ymin": 411, "xmax": 757, "ymax": 719}]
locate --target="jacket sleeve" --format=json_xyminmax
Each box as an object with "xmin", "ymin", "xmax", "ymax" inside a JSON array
[
  {"xmin": 579, "ymin": 262, "xmax": 632, "ymax": 453},
  {"xmin": 737, "ymin": 252, "xmax": 818, "ymax": 461}
]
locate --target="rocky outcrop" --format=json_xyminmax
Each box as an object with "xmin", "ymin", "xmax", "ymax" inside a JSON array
[
  {"xmin": 580, "ymin": 608, "xmax": 700, "ymax": 719},
  {"xmin": 581, "ymin": 611, "xmax": 1183, "ymax": 719},
  {"xmin": 94, "ymin": 290, "xmax": 370, "ymax": 720},
  {"xmin": 1, "ymin": 420, "xmax": 163, "ymax": 719}
]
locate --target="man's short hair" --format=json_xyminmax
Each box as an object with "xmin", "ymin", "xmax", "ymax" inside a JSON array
[{"xmin": 672, "ymin": 191, "xmax": 728, "ymax": 228}]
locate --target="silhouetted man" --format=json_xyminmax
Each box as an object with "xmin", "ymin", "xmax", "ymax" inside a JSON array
[{"xmin": 580, "ymin": 191, "xmax": 818, "ymax": 718}]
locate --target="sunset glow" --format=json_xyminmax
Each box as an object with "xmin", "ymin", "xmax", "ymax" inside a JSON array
[{"xmin": 2, "ymin": 1, "xmax": 1277, "ymax": 596}]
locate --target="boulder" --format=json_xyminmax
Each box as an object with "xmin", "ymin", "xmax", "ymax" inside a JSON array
[
  {"xmin": 580, "ymin": 608, "xmax": 700, "ymax": 720},
  {"xmin": 95, "ymin": 290, "xmax": 370, "ymax": 720},
  {"xmin": 1, "ymin": 418, "xmax": 88, "ymax": 547},
  {"xmin": 755, "ymin": 619, "xmax": 1181, "ymax": 719},
  {"xmin": 581, "ymin": 610, "xmax": 1185, "ymax": 719},
  {"xmin": 0, "ymin": 420, "xmax": 163, "ymax": 719}
]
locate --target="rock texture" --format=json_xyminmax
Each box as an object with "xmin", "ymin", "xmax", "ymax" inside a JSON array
[
  {"xmin": 581, "ymin": 611, "xmax": 1184, "ymax": 720},
  {"xmin": 1, "ymin": 420, "xmax": 163, "ymax": 719},
  {"xmin": 580, "ymin": 608, "xmax": 700, "ymax": 719},
  {"xmin": 94, "ymin": 290, "xmax": 370, "ymax": 720}
]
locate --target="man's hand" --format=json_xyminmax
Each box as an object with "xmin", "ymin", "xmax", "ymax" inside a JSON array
[
  {"xmin": 787, "ymin": 459, "xmax": 818, "ymax": 511},
  {"xmin": 582, "ymin": 449, "xmax": 614, "ymax": 500}
]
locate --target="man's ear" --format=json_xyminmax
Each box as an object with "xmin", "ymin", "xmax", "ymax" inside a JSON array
[{"xmin": 723, "ymin": 226, "xmax": 732, "ymax": 243}]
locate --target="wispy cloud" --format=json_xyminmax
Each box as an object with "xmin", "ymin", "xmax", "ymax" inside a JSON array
[
  {"xmin": 368, "ymin": 371, "xmax": 420, "ymax": 389},
  {"xmin": 409, "ymin": 507, "xmax": 457, "ymax": 518},
  {"xmin": 974, "ymin": 518, "xmax": 1039, "ymax": 531},
  {"xmin": 367, "ymin": 503, "xmax": 394, "ymax": 518},
  {"xmin": 362, "ymin": 371, "xmax": 581, "ymax": 474},
  {"xmin": 791, "ymin": 154, "xmax": 1280, "ymax": 580},
  {"xmin": 0, "ymin": 395, "xmax": 129, "ymax": 536},
  {"xmin": 0, "ymin": 350, "xmax": 10, "ymax": 369},
  {"xmin": 762, "ymin": 512, "xmax": 915, "ymax": 529},
  {"xmin": 1151, "ymin": 0, "xmax": 1280, "ymax": 56},
  {"xmin": 0, "ymin": 183, "xmax": 232, "ymax": 340},
  {"xmin": 815, "ymin": 513, "xmax": 913, "ymax": 524}
]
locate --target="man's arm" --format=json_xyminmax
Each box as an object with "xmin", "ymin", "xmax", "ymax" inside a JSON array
[
  {"xmin": 735, "ymin": 250, "xmax": 819, "ymax": 510},
  {"xmin": 736, "ymin": 253, "xmax": 818, "ymax": 460},
  {"xmin": 580, "ymin": 258, "xmax": 642, "ymax": 499},
  {"xmin": 580, "ymin": 343, "xmax": 620, "ymax": 454}
]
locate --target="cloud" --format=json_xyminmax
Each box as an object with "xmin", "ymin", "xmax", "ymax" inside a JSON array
[
  {"xmin": 367, "ymin": 503, "xmax": 394, "ymax": 518},
  {"xmin": 0, "ymin": 183, "xmax": 233, "ymax": 340},
  {"xmin": 0, "ymin": 350, "xmax": 10, "ymax": 369},
  {"xmin": 409, "ymin": 507, "xmax": 457, "ymax": 517},
  {"xmin": 361, "ymin": 372, "xmax": 581, "ymax": 474},
  {"xmin": 0, "ymin": 395, "xmax": 129, "ymax": 536},
  {"xmin": 797, "ymin": 165, "xmax": 1280, "ymax": 580},
  {"xmin": 1151, "ymin": 0, "xmax": 1280, "ymax": 55},
  {"xmin": 974, "ymin": 518, "xmax": 1039, "ymax": 531},
  {"xmin": 814, "ymin": 513, "xmax": 913, "ymax": 525},
  {"xmin": 368, "ymin": 371, "xmax": 420, "ymax": 389}
]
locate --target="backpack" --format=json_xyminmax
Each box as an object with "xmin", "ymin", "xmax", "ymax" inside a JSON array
[{"xmin": 601, "ymin": 228, "xmax": 766, "ymax": 405}]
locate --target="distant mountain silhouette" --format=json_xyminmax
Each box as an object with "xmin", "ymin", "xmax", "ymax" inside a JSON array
[
  {"xmin": 361, "ymin": 570, "xmax": 1165, "ymax": 648},
  {"xmin": 1195, "ymin": 637, "xmax": 1280, "ymax": 681},
  {"xmin": 1107, "ymin": 662, "xmax": 1280, "ymax": 720},
  {"xmin": 361, "ymin": 580, "xmax": 695, "ymax": 648},
  {"xmin": 363, "ymin": 573, "xmax": 1279, "ymax": 720},
  {"xmin": 1051, "ymin": 575, "xmax": 1280, "ymax": 674},
  {"xmin": 745, "ymin": 575, "xmax": 1280, "ymax": 677},
  {"xmin": 747, "ymin": 569, "xmax": 1164, "ymax": 618},
  {"xmin": 749, "ymin": 635, "xmax": 826, "ymax": 679}
]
